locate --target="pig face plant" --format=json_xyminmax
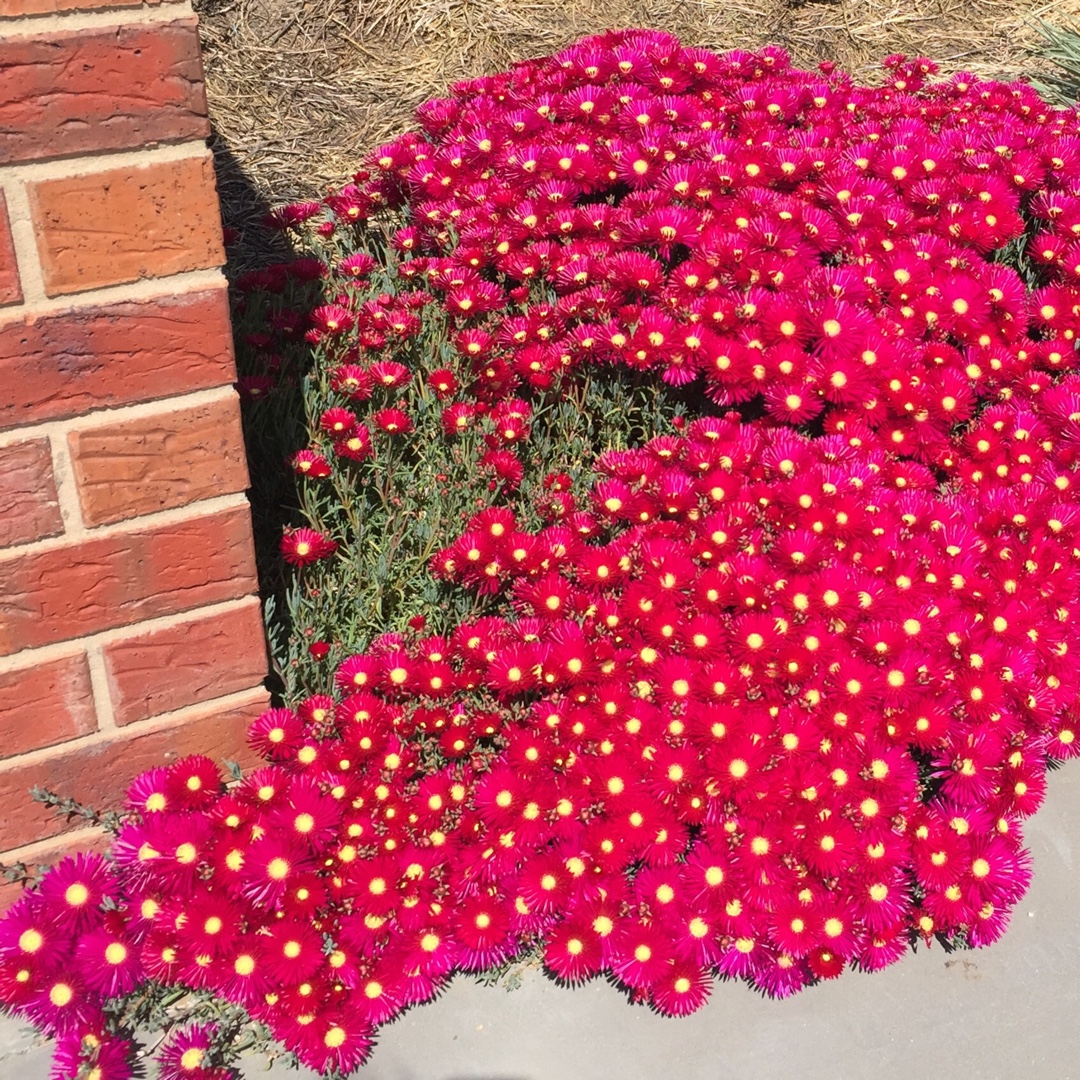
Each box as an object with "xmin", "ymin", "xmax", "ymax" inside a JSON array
[{"xmin": 4, "ymin": 29, "xmax": 1080, "ymax": 1080}]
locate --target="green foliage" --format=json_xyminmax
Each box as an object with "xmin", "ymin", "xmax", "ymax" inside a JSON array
[
  {"xmin": 28, "ymin": 787, "xmax": 124, "ymax": 835},
  {"xmin": 235, "ymin": 212, "xmax": 696, "ymax": 704},
  {"xmin": 1031, "ymin": 19, "xmax": 1080, "ymax": 106}
]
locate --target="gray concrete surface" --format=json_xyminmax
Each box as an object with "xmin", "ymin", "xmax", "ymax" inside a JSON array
[{"xmin": 2, "ymin": 765, "xmax": 1077, "ymax": 1080}]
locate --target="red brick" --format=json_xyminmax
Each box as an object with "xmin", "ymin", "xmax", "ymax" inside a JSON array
[
  {"xmin": 0, "ymin": 690, "xmax": 267, "ymax": 849},
  {"xmin": 0, "ymin": 287, "xmax": 236, "ymax": 428},
  {"xmin": 69, "ymin": 394, "xmax": 250, "ymax": 526},
  {"xmin": 0, "ymin": 21, "xmax": 209, "ymax": 164},
  {"xmin": 28, "ymin": 154, "xmax": 225, "ymax": 297},
  {"xmin": 0, "ymin": 828, "xmax": 109, "ymax": 915},
  {"xmin": 0, "ymin": 191, "xmax": 20, "ymax": 307},
  {"xmin": 0, "ymin": 652, "xmax": 96, "ymax": 755},
  {"xmin": 0, "ymin": 438, "xmax": 62, "ymax": 548},
  {"xmin": 2, "ymin": 0, "xmax": 161, "ymax": 14},
  {"xmin": 104, "ymin": 597, "xmax": 267, "ymax": 725},
  {"xmin": 0, "ymin": 505, "xmax": 258, "ymax": 656}
]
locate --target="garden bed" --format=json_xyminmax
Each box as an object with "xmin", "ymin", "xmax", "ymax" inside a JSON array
[{"xmin": 4, "ymin": 15, "xmax": 1080, "ymax": 1080}]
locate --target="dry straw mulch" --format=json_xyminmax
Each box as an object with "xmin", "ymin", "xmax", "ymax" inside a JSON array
[{"xmin": 193, "ymin": 0, "xmax": 1079, "ymax": 255}]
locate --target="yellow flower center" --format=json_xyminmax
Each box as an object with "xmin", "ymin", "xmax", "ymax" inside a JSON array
[
  {"xmin": 64, "ymin": 883, "xmax": 89, "ymax": 907},
  {"xmin": 180, "ymin": 1048, "xmax": 205, "ymax": 1070},
  {"xmin": 105, "ymin": 942, "xmax": 128, "ymax": 965}
]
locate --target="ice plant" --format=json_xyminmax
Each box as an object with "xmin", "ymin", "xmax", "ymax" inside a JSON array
[
  {"xmin": 4, "ymin": 29, "xmax": 1080, "ymax": 1079},
  {"xmin": 280, "ymin": 528, "xmax": 338, "ymax": 568}
]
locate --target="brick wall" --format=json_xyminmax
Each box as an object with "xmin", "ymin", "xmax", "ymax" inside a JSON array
[{"xmin": 0, "ymin": 0, "xmax": 269, "ymax": 884}]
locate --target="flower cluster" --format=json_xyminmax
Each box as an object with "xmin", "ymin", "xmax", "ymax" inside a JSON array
[
  {"xmin": 0, "ymin": 854, "xmax": 154, "ymax": 1078},
  {"xmin": 303, "ymin": 32, "xmax": 1080, "ymax": 449},
  {"xmin": 6, "ymin": 28, "xmax": 1080, "ymax": 1080},
  {"xmin": 9, "ymin": 391, "xmax": 1079, "ymax": 1073},
  {"xmin": 253, "ymin": 29, "xmax": 1080, "ymax": 570}
]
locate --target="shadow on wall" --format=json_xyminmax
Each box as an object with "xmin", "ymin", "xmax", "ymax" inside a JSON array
[
  {"xmin": 208, "ymin": 128, "xmax": 320, "ymax": 697},
  {"xmin": 211, "ymin": 130, "xmax": 296, "ymax": 275}
]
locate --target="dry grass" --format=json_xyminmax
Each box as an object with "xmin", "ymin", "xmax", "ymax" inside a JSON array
[{"xmin": 193, "ymin": 0, "xmax": 1080, "ymax": 256}]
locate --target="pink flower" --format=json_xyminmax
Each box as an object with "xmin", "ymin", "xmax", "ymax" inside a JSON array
[
  {"xmin": 369, "ymin": 360, "xmax": 411, "ymax": 389},
  {"xmin": 309, "ymin": 304, "xmax": 354, "ymax": 335},
  {"xmin": 280, "ymin": 527, "xmax": 337, "ymax": 567},
  {"xmin": 157, "ymin": 1024, "xmax": 222, "ymax": 1080},
  {"xmin": 334, "ymin": 424, "xmax": 373, "ymax": 462},
  {"xmin": 291, "ymin": 449, "xmax": 332, "ymax": 478},
  {"xmin": 235, "ymin": 375, "xmax": 274, "ymax": 401},
  {"xmin": 338, "ymin": 251, "xmax": 377, "ymax": 277},
  {"xmin": 264, "ymin": 201, "xmax": 322, "ymax": 230},
  {"xmin": 74, "ymin": 928, "xmax": 143, "ymax": 997},
  {"xmin": 330, "ymin": 363, "xmax": 375, "ymax": 399},
  {"xmin": 480, "ymin": 449, "xmax": 524, "ymax": 490},
  {"xmin": 428, "ymin": 368, "xmax": 459, "ymax": 398},
  {"xmin": 373, "ymin": 408, "xmax": 413, "ymax": 435},
  {"xmin": 319, "ymin": 406, "xmax": 356, "ymax": 437}
]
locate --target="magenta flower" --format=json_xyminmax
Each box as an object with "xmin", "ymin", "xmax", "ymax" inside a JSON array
[{"xmin": 280, "ymin": 527, "xmax": 338, "ymax": 567}]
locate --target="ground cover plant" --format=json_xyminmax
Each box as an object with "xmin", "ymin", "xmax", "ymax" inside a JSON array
[{"xmin": 5, "ymin": 28, "xmax": 1080, "ymax": 1079}]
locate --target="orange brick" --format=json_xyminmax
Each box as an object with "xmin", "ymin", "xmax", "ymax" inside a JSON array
[
  {"xmin": 69, "ymin": 393, "xmax": 249, "ymax": 526},
  {"xmin": 0, "ymin": 191, "xmax": 20, "ymax": 307},
  {"xmin": 104, "ymin": 597, "xmax": 267, "ymax": 725},
  {"xmin": 0, "ymin": 690, "xmax": 267, "ymax": 849},
  {"xmin": 0, "ymin": 505, "xmax": 258, "ymax": 656},
  {"xmin": 0, "ymin": 20, "xmax": 209, "ymax": 164},
  {"xmin": 28, "ymin": 154, "xmax": 225, "ymax": 297},
  {"xmin": 0, "ymin": 652, "xmax": 97, "ymax": 755},
  {"xmin": 0, "ymin": 287, "xmax": 236, "ymax": 428},
  {"xmin": 0, "ymin": 438, "xmax": 62, "ymax": 549}
]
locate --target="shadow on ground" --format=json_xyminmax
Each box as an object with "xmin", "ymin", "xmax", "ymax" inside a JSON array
[{"xmin": 210, "ymin": 131, "xmax": 315, "ymax": 693}]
